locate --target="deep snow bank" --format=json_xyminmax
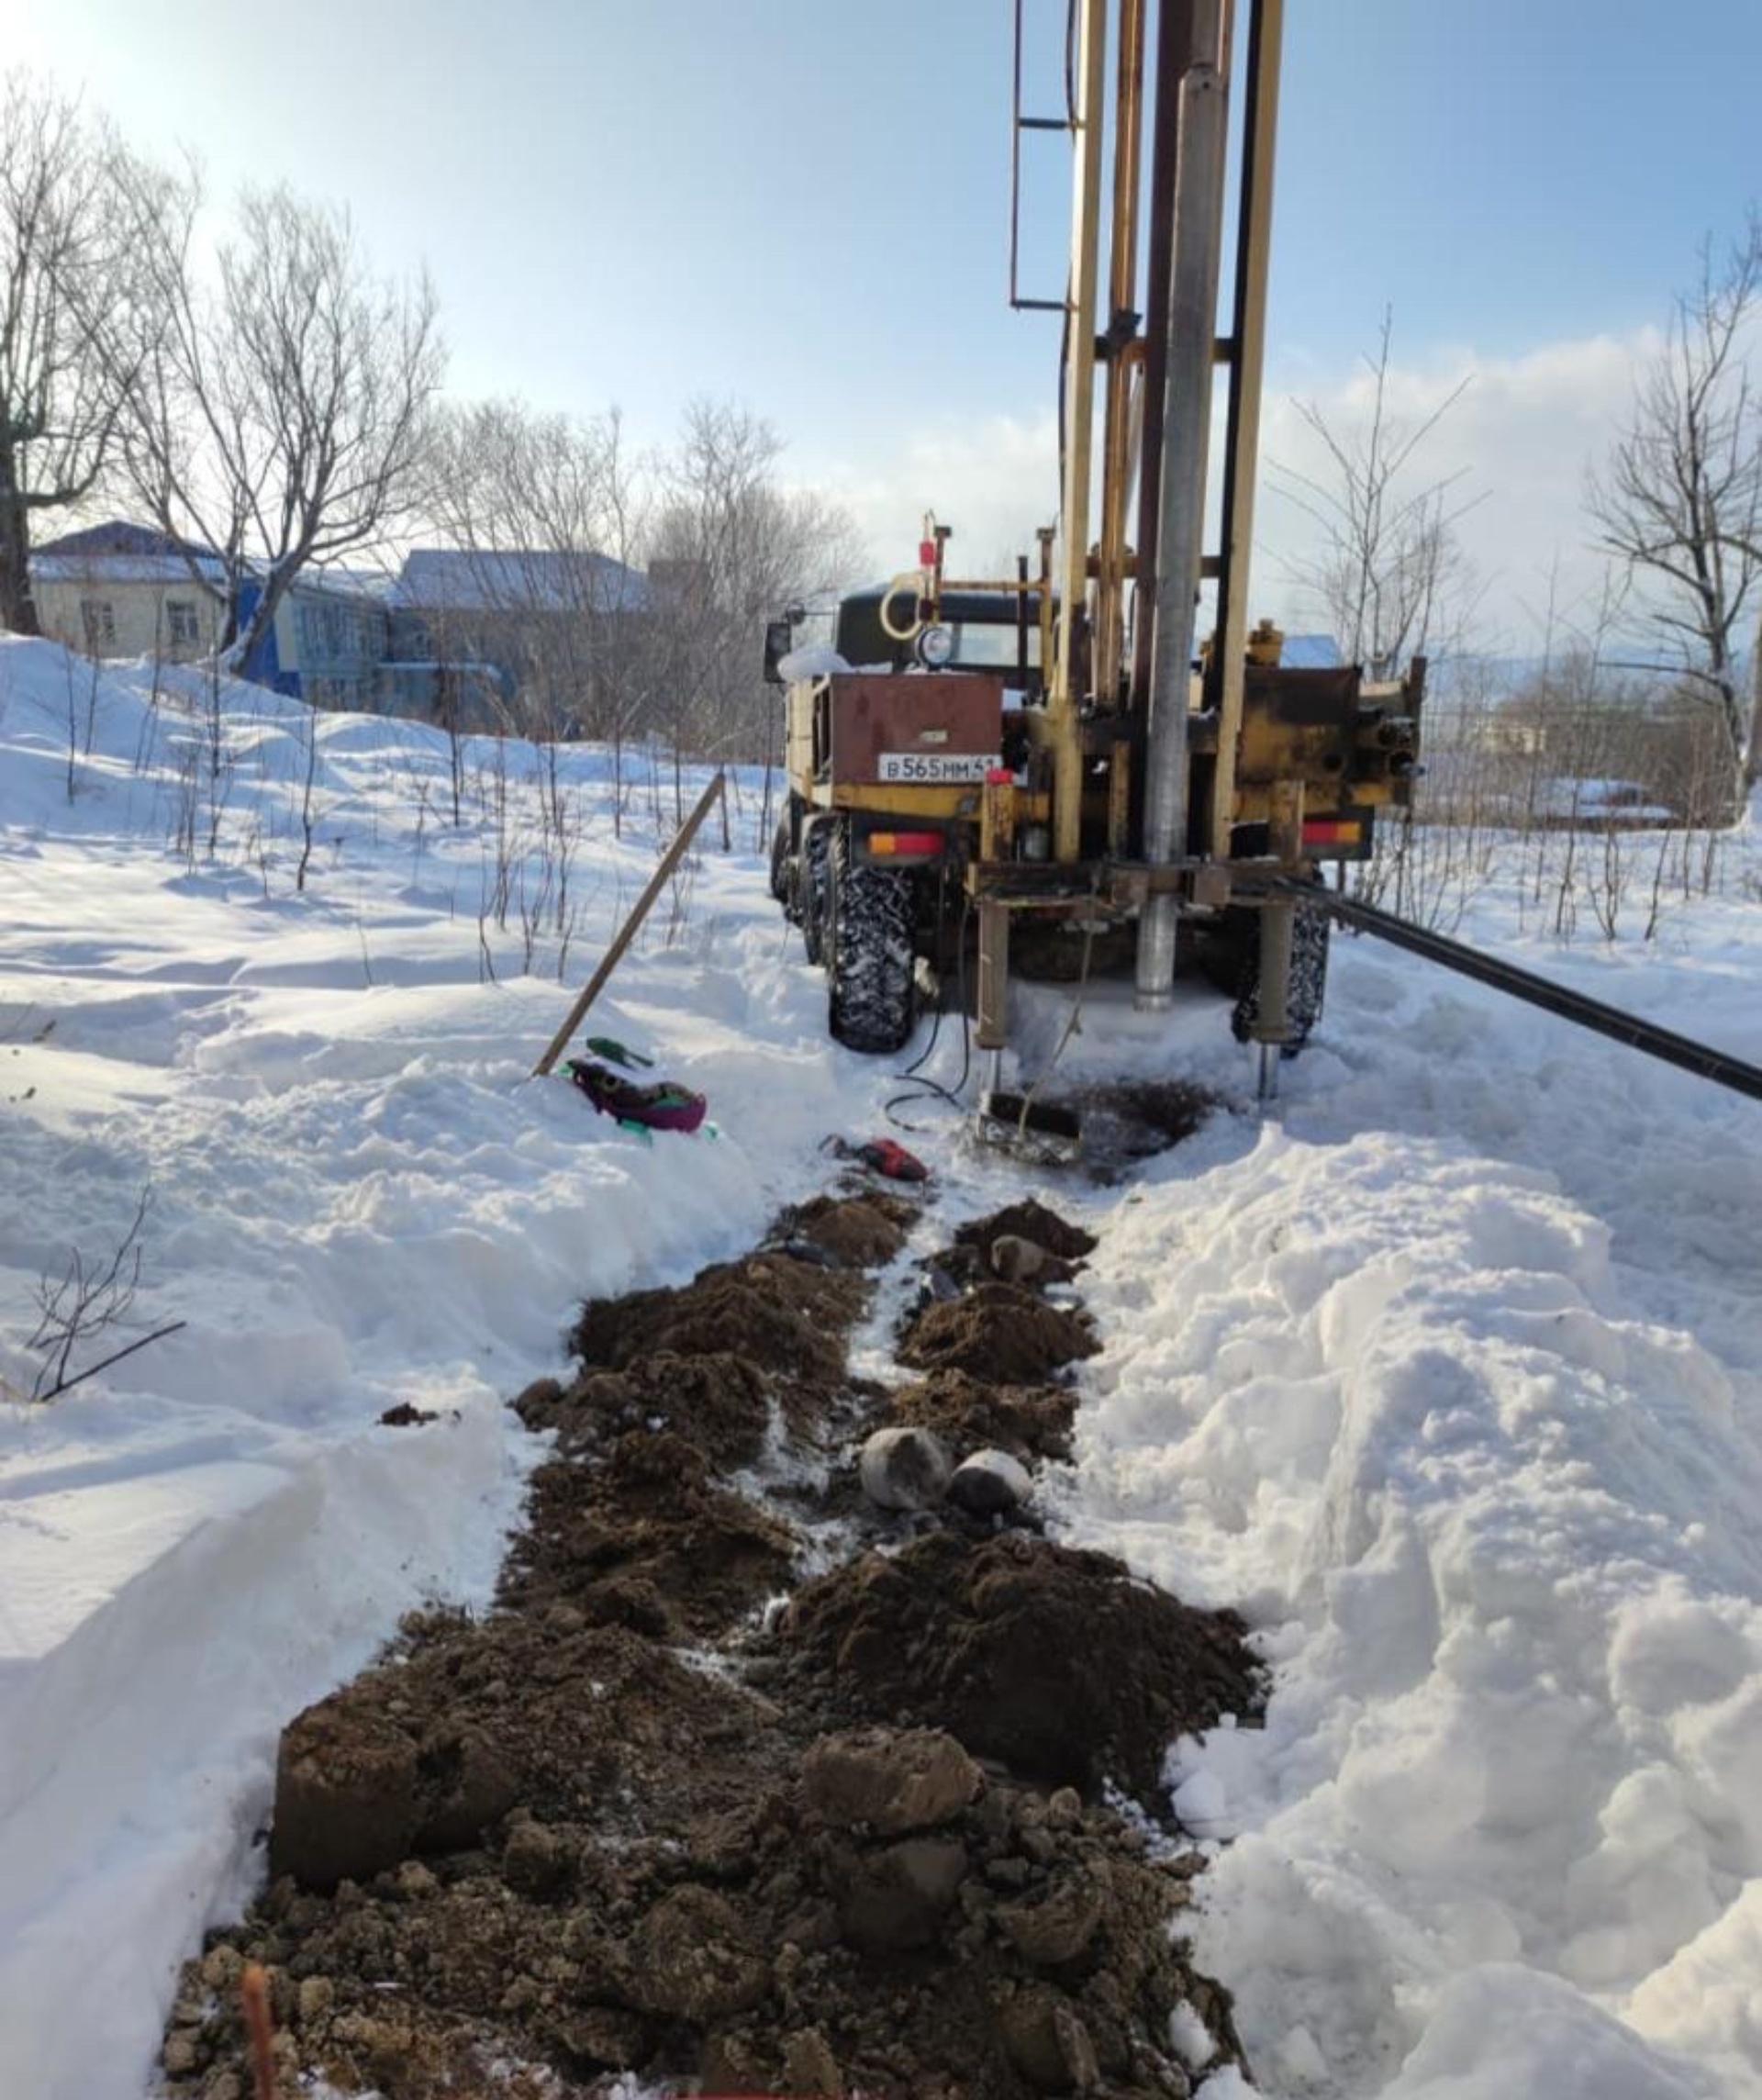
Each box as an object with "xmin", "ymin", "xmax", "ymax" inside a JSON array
[
  {"xmin": 0, "ymin": 638, "xmax": 861, "ymax": 2097},
  {"xmin": 1060, "ymin": 1104, "xmax": 1762, "ymax": 2096}
]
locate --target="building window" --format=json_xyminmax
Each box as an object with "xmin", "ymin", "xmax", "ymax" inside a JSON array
[
  {"xmin": 165, "ymin": 600, "xmax": 200, "ymax": 652},
  {"xmin": 79, "ymin": 598, "xmax": 117, "ymax": 653}
]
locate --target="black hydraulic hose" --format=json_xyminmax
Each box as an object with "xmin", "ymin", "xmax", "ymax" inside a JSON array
[
  {"xmin": 1291, "ymin": 884, "xmax": 1762, "ymax": 1106},
  {"xmin": 885, "ymin": 883, "xmax": 973, "ymax": 1130}
]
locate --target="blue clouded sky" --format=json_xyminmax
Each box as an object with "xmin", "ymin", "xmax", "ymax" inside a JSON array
[{"xmin": 12, "ymin": 0, "xmax": 1762, "ymax": 641}]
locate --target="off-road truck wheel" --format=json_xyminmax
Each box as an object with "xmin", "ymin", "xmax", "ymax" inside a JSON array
[
  {"xmin": 771, "ymin": 791, "xmax": 808, "ymax": 912},
  {"xmin": 801, "ymin": 818, "xmax": 832, "ymax": 964},
  {"xmin": 827, "ymin": 822, "xmax": 917, "ymax": 1054}
]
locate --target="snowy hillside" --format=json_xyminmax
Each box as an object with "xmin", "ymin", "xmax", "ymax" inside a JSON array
[{"xmin": 2, "ymin": 635, "xmax": 1759, "ymax": 2100}]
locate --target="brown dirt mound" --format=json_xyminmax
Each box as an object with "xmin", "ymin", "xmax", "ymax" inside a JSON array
[
  {"xmin": 771, "ymin": 1189, "xmax": 916, "ymax": 1268},
  {"xmin": 889, "ymin": 1369, "xmax": 1078, "ymax": 1465},
  {"xmin": 516, "ymin": 1350, "xmax": 775, "ymax": 1469},
  {"xmin": 779, "ymin": 1530, "xmax": 1257, "ymax": 1801},
  {"xmin": 900, "ymin": 1281, "xmax": 1098, "ymax": 1384},
  {"xmin": 500, "ymin": 1426, "xmax": 797, "ymax": 1639},
  {"xmin": 268, "ymin": 1609, "xmax": 781, "ymax": 1892},
  {"xmin": 178, "ymin": 1726, "xmax": 1240, "ymax": 2100},
  {"xmin": 573, "ymin": 1251, "xmax": 864, "ymax": 1388},
  {"xmin": 954, "ymin": 1201, "xmax": 1098, "ymax": 1261}
]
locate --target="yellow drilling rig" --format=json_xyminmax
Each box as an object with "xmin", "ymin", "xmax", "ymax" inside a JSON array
[{"xmin": 765, "ymin": 0, "xmax": 1422, "ymax": 1117}]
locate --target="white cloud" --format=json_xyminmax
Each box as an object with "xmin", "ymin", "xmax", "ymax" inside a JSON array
[
  {"xmin": 1258, "ymin": 329, "xmax": 1662, "ymax": 650},
  {"xmin": 811, "ymin": 410, "xmax": 1061, "ymax": 582},
  {"xmin": 814, "ymin": 328, "xmax": 1663, "ymax": 653}
]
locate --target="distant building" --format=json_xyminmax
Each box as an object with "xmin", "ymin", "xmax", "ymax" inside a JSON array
[
  {"xmin": 29, "ymin": 523, "xmax": 657, "ymax": 735},
  {"xmin": 31, "ymin": 521, "xmax": 228, "ymax": 664},
  {"xmin": 237, "ymin": 569, "xmax": 391, "ymax": 712},
  {"xmin": 385, "ymin": 547, "xmax": 650, "ymax": 733}
]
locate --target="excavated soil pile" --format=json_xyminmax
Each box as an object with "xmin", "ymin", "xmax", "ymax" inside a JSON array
[
  {"xmin": 572, "ymin": 1247, "xmax": 867, "ymax": 1388},
  {"xmin": 776, "ymin": 1532, "xmax": 1255, "ymax": 1799},
  {"xmin": 887, "ymin": 1368, "xmax": 1077, "ymax": 1465},
  {"xmin": 899, "ymin": 1283, "xmax": 1099, "ymax": 1384},
  {"xmin": 499, "ymin": 1426, "xmax": 798, "ymax": 1639},
  {"xmin": 516, "ymin": 1352, "xmax": 775, "ymax": 1469},
  {"xmin": 953, "ymin": 1202, "xmax": 1098, "ymax": 1262},
  {"xmin": 899, "ymin": 1206, "xmax": 1099, "ymax": 1385},
  {"xmin": 160, "ymin": 1191, "xmax": 1255, "ymax": 2100},
  {"xmin": 773, "ymin": 1190, "xmax": 917, "ymax": 1268},
  {"xmin": 267, "ymin": 1609, "xmax": 778, "ymax": 1888}
]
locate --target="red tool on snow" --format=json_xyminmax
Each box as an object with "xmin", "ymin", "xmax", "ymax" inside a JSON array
[{"xmin": 822, "ymin": 1134, "xmax": 931, "ymax": 1183}]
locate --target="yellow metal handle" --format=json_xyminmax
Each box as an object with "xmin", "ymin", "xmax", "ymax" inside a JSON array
[{"xmin": 878, "ymin": 572, "xmax": 926, "ymax": 642}]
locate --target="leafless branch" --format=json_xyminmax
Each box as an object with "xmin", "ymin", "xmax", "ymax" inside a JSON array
[
  {"xmin": 1268, "ymin": 308, "xmax": 1482, "ymax": 676},
  {"xmin": 28, "ymin": 1185, "xmax": 155, "ymax": 1402}
]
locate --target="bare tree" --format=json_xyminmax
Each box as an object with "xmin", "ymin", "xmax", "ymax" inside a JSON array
[
  {"xmin": 122, "ymin": 174, "xmax": 443, "ymax": 668},
  {"xmin": 423, "ymin": 397, "xmax": 652, "ymax": 747},
  {"xmin": 1270, "ymin": 309, "xmax": 1481, "ymax": 676},
  {"xmin": 645, "ymin": 399, "xmax": 865, "ymax": 806},
  {"xmin": 0, "ymin": 75, "xmax": 155, "ymax": 633},
  {"xmin": 1589, "ymin": 215, "xmax": 1762, "ymax": 792}
]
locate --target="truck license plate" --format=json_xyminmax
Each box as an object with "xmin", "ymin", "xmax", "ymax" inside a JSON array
[{"xmin": 877, "ymin": 752, "xmax": 999, "ymax": 784}]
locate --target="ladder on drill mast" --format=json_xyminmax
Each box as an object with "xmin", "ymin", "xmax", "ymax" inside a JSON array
[{"xmin": 1008, "ymin": 0, "xmax": 1294, "ymax": 1044}]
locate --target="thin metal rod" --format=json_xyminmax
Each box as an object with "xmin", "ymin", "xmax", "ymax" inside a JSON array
[
  {"xmin": 1210, "ymin": 0, "xmax": 1284, "ymax": 857},
  {"xmin": 1095, "ymin": 0, "xmax": 1148, "ymax": 710},
  {"xmin": 1009, "ymin": 0, "xmax": 1027, "ymax": 307},
  {"xmin": 1256, "ymin": 1041, "xmax": 1280, "ymax": 1102},
  {"xmin": 1050, "ymin": 0, "xmax": 1110, "ymax": 863},
  {"xmin": 1010, "ymin": 0, "xmax": 1075, "ymax": 309}
]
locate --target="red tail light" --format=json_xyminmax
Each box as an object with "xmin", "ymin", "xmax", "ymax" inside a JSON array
[{"xmin": 868, "ymin": 831, "xmax": 944, "ymax": 857}]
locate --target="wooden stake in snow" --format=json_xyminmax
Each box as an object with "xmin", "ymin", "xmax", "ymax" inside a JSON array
[{"xmin": 531, "ymin": 769, "xmax": 726, "ymax": 1078}]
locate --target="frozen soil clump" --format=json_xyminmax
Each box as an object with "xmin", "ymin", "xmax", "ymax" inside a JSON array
[
  {"xmin": 776, "ymin": 1529, "xmax": 1256, "ymax": 1800},
  {"xmin": 770, "ymin": 1188, "xmax": 916, "ymax": 1268},
  {"xmin": 888, "ymin": 1368, "xmax": 1078, "ymax": 1464},
  {"xmin": 954, "ymin": 1201, "xmax": 1098, "ymax": 1262},
  {"xmin": 180, "ymin": 1728, "xmax": 1241, "ymax": 2100},
  {"xmin": 159, "ymin": 1190, "xmax": 1255, "ymax": 2100},
  {"xmin": 573, "ymin": 1247, "xmax": 865, "ymax": 1388},
  {"xmin": 900, "ymin": 1281, "xmax": 1098, "ymax": 1384}
]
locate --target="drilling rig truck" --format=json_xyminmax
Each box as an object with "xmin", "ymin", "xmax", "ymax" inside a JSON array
[{"xmin": 765, "ymin": 0, "xmax": 1422, "ymax": 1109}]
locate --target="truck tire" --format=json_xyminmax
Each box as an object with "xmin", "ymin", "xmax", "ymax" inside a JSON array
[
  {"xmin": 827, "ymin": 822, "xmax": 917, "ymax": 1055},
  {"xmin": 1224, "ymin": 897, "xmax": 1331, "ymax": 1055},
  {"xmin": 770, "ymin": 791, "xmax": 806, "ymax": 910},
  {"xmin": 801, "ymin": 818, "xmax": 831, "ymax": 964}
]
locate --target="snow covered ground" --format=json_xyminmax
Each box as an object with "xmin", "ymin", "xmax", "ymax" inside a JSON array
[
  {"xmin": 1, "ymin": 634, "xmax": 1758, "ymax": 2099},
  {"xmin": 1048, "ymin": 851, "xmax": 1762, "ymax": 2093}
]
